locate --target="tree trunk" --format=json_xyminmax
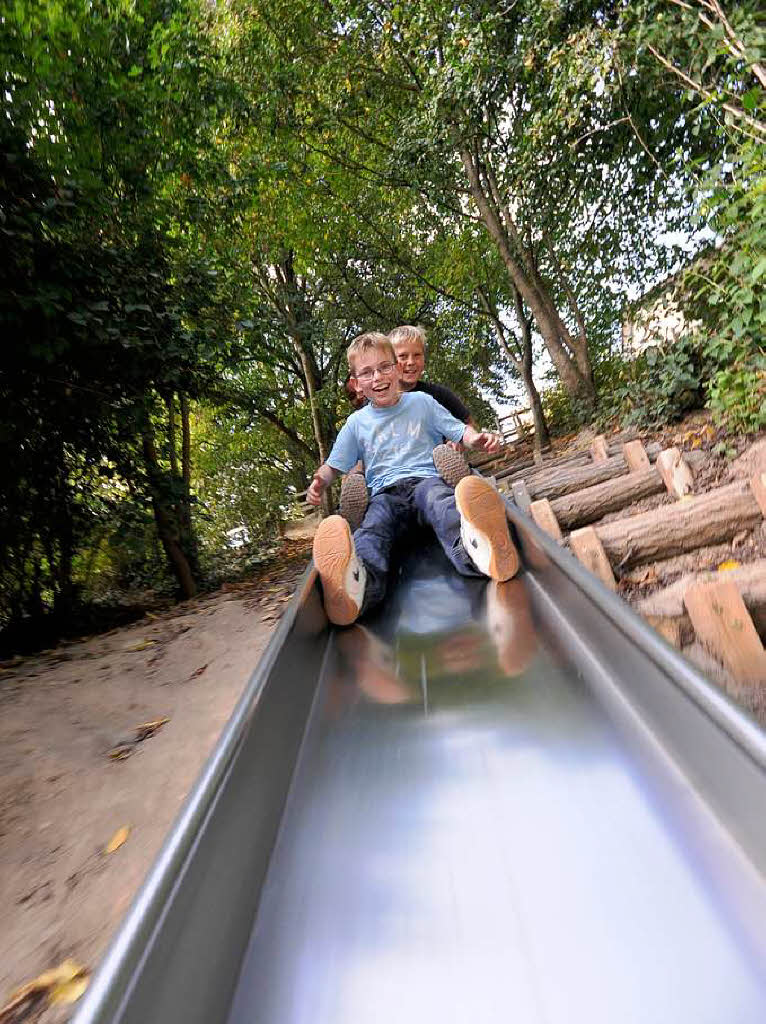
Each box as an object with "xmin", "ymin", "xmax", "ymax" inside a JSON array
[
  {"xmin": 179, "ymin": 393, "xmax": 199, "ymax": 573},
  {"xmin": 142, "ymin": 425, "xmax": 197, "ymax": 599},
  {"xmin": 167, "ymin": 393, "xmax": 179, "ymax": 479},
  {"xmin": 294, "ymin": 341, "xmax": 329, "ymax": 464},
  {"xmin": 460, "ymin": 148, "xmax": 596, "ymax": 414},
  {"xmin": 180, "ymin": 393, "xmax": 192, "ymax": 533},
  {"xmin": 520, "ymin": 362, "xmax": 550, "ymax": 461}
]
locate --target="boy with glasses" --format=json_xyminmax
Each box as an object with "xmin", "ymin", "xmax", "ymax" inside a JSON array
[
  {"xmin": 307, "ymin": 332, "xmax": 518, "ymax": 626},
  {"xmin": 339, "ymin": 324, "xmax": 473, "ymax": 528}
]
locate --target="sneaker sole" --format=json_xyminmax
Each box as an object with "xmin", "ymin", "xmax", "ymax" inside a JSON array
[
  {"xmin": 455, "ymin": 476, "xmax": 520, "ymax": 581},
  {"xmin": 339, "ymin": 473, "xmax": 369, "ymax": 532},
  {"xmin": 313, "ymin": 515, "xmax": 361, "ymax": 625},
  {"xmin": 432, "ymin": 444, "xmax": 471, "ymax": 488}
]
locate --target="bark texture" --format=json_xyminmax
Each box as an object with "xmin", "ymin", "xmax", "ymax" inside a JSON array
[
  {"xmin": 595, "ymin": 480, "xmax": 762, "ymax": 568},
  {"xmin": 527, "ymin": 455, "xmax": 628, "ymax": 502},
  {"xmin": 551, "ymin": 467, "xmax": 665, "ymax": 530}
]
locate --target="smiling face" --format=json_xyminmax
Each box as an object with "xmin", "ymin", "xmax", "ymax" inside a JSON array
[
  {"xmin": 353, "ymin": 345, "xmax": 403, "ymax": 408},
  {"xmin": 392, "ymin": 338, "xmax": 426, "ymax": 390}
]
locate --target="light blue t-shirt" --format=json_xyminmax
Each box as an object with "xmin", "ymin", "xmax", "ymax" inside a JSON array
[{"xmin": 327, "ymin": 392, "xmax": 466, "ymax": 495}]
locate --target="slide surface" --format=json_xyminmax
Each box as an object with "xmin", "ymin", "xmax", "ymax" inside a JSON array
[{"xmin": 227, "ymin": 547, "xmax": 766, "ymax": 1024}]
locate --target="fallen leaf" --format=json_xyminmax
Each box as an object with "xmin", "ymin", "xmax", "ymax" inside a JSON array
[
  {"xmin": 134, "ymin": 717, "xmax": 170, "ymax": 741},
  {"xmin": 105, "ymin": 826, "xmax": 130, "ymax": 854},
  {"xmin": 50, "ymin": 975, "xmax": 89, "ymax": 1005},
  {"xmin": 187, "ymin": 664, "xmax": 208, "ymax": 681},
  {"xmin": 108, "ymin": 744, "xmax": 135, "ymax": 760},
  {"xmin": 125, "ymin": 640, "xmax": 156, "ymax": 653},
  {"xmin": 717, "ymin": 559, "xmax": 741, "ymax": 572},
  {"xmin": 0, "ymin": 960, "xmax": 89, "ymax": 1020}
]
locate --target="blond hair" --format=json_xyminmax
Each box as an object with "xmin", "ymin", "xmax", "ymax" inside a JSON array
[
  {"xmin": 347, "ymin": 332, "xmax": 395, "ymax": 374},
  {"xmin": 388, "ymin": 324, "xmax": 427, "ymax": 355}
]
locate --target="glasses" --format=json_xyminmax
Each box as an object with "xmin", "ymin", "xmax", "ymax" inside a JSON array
[{"xmin": 354, "ymin": 361, "xmax": 396, "ymax": 382}]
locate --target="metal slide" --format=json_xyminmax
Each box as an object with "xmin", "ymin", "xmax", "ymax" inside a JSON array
[{"xmin": 73, "ymin": 502, "xmax": 766, "ymax": 1024}]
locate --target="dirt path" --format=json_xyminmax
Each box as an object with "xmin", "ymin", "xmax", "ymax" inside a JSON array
[{"xmin": 0, "ymin": 547, "xmax": 310, "ymax": 1022}]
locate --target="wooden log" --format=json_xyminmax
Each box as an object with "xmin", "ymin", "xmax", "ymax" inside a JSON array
[
  {"xmin": 751, "ymin": 472, "xmax": 766, "ymax": 517},
  {"xmin": 550, "ymin": 467, "xmax": 665, "ymax": 530},
  {"xmin": 570, "ymin": 527, "xmax": 617, "ymax": 589},
  {"xmin": 635, "ymin": 559, "xmax": 766, "ymax": 646},
  {"xmin": 511, "ymin": 479, "xmax": 532, "ymax": 512},
  {"xmin": 656, "ymin": 447, "xmax": 694, "ymax": 499},
  {"xmin": 684, "ymin": 581, "xmax": 766, "ymax": 685},
  {"xmin": 595, "ymin": 480, "xmax": 763, "ymax": 569},
  {"xmin": 644, "ymin": 614, "xmax": 682, "ymax": 648},
  {"xmin": 611, "ymin": 439, "xmax": 662, "ymax": 462},
  {"xmin": 623, "ymin": 440, "xmax": 651, "ymax": 473},
  {"xmin": 529, "ymin": 499, "xmax": 564, "ymax": 541},
  {"xmin": 591, "ymin": 435, "xmax": 609, "ymax": 463},
  {"xmin": 526, "ymin": 455, "xmax": 628, "ymax": 502},
  {"xmin": 495, "ymin": 439, "xmax": 661, "ymax": 486},
  {"xmin": 495, "ymin": 453, "xmax": 588, "ymax": 483}
]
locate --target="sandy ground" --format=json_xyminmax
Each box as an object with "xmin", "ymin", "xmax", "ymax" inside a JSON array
[{"xmin": 0, "ymin": 551, "xmax": 309, "ymax": 1022}]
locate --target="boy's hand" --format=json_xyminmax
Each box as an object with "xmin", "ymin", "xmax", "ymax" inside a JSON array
[
  {"xmin": 472, "ymin": 431, "xmax": 503, "ymax": 453},
  {"xmin": 306, "ymin": 473, "xmax": 326, "ymax": 506},
  {"xmin": 306, "ymin": 464, "xmax": 340, "ymax": 506}
]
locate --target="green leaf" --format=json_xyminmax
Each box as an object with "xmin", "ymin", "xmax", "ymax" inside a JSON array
[{"xmin": 751, "ymin": 257, "xmax": 766, "ymax": 283}]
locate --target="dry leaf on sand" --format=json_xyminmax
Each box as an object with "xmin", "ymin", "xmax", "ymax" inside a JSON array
[
  {"xmin": 717, "ymin": 559, "xmax": 742, "ymax": 572},
  {"xmin": 105, "ymin": 826, "xmax": 130, "ymax": 854},
  {"xmin": 125, "ymin": 639, "xmax": 156, "ymax": 652},
  {"xmin": 108, "ymin": 744, "xmax": 135, "ymax": 761},
  {"xmin": 0, "ymin": 959, "xmax": 89, "ymax": 1020},
  {"xmin": 134, "ymin": 717, "xmax": 170, "ymax": 741}
]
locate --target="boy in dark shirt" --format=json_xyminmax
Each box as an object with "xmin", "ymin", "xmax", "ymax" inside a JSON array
[{"xmin": 389, "ymin": 324, "xmax": 472, "ymax": 425}]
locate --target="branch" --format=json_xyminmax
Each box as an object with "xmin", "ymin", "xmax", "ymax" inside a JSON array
[
  {"xmin": 646, "ymin": 44, "xmax": 766, "ymax": 139},
  {"xmin": 475, "ymin": 286, "xmax": 524, "ymax": 370}
]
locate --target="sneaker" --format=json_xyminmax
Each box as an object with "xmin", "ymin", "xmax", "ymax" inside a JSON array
[
  {"xmin": 339, "ymin": 472, "xmax": 369, "ymax": 532},
  {"xmin": 432, "ymin": 443, "xmax": 471, "ymax": 488},
  {"xmin": 312, "ymin": 515, "xmax": 366, "ymax": 625},
  {"xmin": 455, "ymin": 476, "xmax": 519, "ymax": 581}
]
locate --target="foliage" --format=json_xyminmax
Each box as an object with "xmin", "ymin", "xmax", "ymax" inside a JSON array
[
  {"xmin": 2, "ymin": 0, "xmax": 764, "ymax": 653},
  {"xmin": 626, "ymin": 0, "xmax": 765, "ymax": 432},
  {"xmin": 602, "ymin": 338, "xmax": 710, "ymax": 430},
  {"xmin": 229, "ymin": 0, "xmax": 706, "ymax": 415}
]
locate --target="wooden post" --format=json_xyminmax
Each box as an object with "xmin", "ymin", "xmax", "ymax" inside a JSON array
[
  {"xmin": 656, "ymin": 447, "xmax": 694, "ymax": 499},
  {"xmin": 644, "ymin": 615, "xmax": 682, "ymax": 649},
  {"xmin": 529, "ymin": 499, "xmax": 564, "ymax": 541},
  {"xmin": 684, "ymin": 581, "xmax": 766, "ymax": 685},
  {"xmin": 591, "ymin": 435, "xmax": 609, "ymax": 463},
  {"xmin": 511, "ymin": 479, "xmax": 532, "ymax": 512},
  {"xmin": 623, "ymin": 440, "xmax": 651, "ymax": 473},
  {"xmin": 570, "ymin": 527, "xmax": 617, "ymax": 590}
]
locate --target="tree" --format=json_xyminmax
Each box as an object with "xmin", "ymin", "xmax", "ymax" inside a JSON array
[
  {"xmin": 231, "ymin": 0, "xmax": 701, "ymax": 416},
  {"xmin": 626, "ymin": 0, "xmax": 765, "ymax": 431}
]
